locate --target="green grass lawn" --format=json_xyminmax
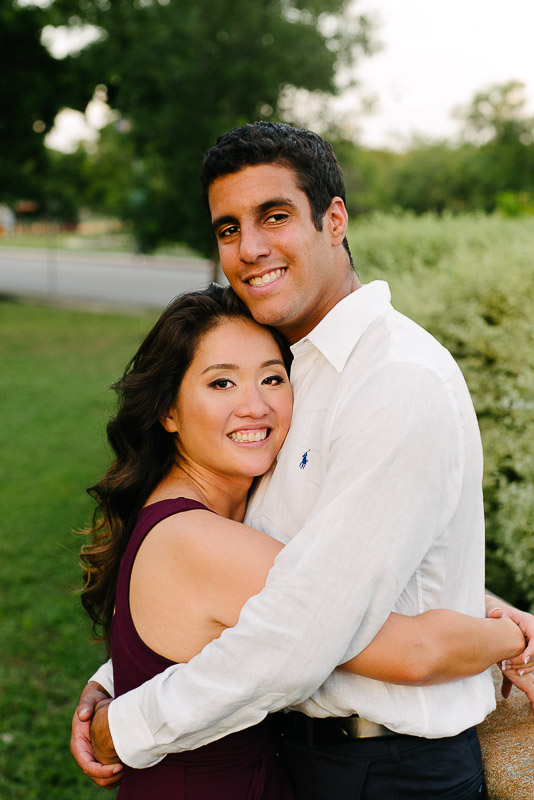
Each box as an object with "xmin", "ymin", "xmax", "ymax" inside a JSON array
[
  {"xmin": 0, "ymin": 298, "xmax": 155, "ymax": 799},
  {"xmin": 0, "ymin": 229, "xmax": 202, "ymax": 259}
]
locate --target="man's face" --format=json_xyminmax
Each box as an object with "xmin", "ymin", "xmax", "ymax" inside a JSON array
[{"xmin": 208, "ymin": 163, "xmax": 350, "ymax": 344}]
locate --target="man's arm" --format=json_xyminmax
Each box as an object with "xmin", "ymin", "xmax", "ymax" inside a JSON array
[
  {"xmin": 104, "ymin": 364, "xmax": 465, "ymax": 767},
  {"xmin": 76, "ymin": 600, "xmax": 534, "ymax": 779}
]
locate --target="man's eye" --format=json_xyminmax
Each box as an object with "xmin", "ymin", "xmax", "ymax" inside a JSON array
[
  {"xmin": 219, "ymin": 225, "xmax": 239, "ymax": 238},
  {"xmin": 266, "ymin": 213, "xmax": 288, "ymax": 224}
]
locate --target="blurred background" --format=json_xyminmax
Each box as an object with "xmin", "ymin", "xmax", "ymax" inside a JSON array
[{"xmin": 1, "ymin": 1, "xmax": 533, "ymax": 796}]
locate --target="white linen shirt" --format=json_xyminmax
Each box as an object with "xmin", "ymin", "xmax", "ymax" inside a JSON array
[{"xmin": 99, "ymin": 280, "xmax": 495, "ymax": 768}]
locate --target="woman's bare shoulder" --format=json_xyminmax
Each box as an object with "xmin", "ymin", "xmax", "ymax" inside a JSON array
[
  {"xmin": 143, "ymin": 508, "xmax": 282, "ymax": 568},
  {"xmin": 134, "ymin": 507, "xmax": 283, "ymax": 629}
]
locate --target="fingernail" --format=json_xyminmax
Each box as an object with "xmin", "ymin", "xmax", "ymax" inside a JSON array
[
  {"xmin": 519, "ymin": 670, "xmax": 525, "ymax": 677},
  {"xmin": 524, "ymin": 656, "xmax": 531, "ymax": 665},
  {"xmin": 492, "ymin": 607, "xmax": 502, "ymax": 613},
  {"xmin": 502, "ymin": 661, "xmax": 511, "ymax": 669},
  {"xmin": 79, "ymin": 706, "xmax": 91, "ymax": 716},
  {"xmin": 112, "ymin": 765, "xmax": 123, "ymax": 774}
]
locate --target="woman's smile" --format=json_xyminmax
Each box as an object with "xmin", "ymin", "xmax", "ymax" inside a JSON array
[{"xmin": 227, "ymin": 426, "xmax": 271, "ymax": 443}]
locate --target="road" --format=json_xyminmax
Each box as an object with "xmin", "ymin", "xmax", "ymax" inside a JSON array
[{"xmin": 0, "ymin": 246, "xmax": 226, "ymax": 309}]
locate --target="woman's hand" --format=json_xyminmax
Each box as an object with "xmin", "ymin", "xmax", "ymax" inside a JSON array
[
  {"xmin": 70, "ymin": 682, "xmax": 123, "ymax": 788},
  {"xmin": 486, "ymin": 603, "xmax": 534, "ymax": 711}
]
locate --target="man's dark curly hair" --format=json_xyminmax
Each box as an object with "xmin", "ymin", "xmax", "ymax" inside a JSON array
[{"xmin": 200, "ymin": 121, "xmax": 353, "ymax": 266}]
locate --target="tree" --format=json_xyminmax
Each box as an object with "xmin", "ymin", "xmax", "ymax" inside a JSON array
[
  {"xmin": 358, "ymin": 81, "xmax": 534, "ymax": 218},
  {"xmin": 1, "ymin": 1, "xmax": 91, "ymax": 204},
  {"xmin": 455, "ymin": 81, "xmax": 534, "ymax": 210},
  {"xmin": 47, "ymin": 0, "xmax": 376, "ymax": 253},
  {"xmin": 456, "ymin": 80, "xmax": 534, "ymax": 146}
]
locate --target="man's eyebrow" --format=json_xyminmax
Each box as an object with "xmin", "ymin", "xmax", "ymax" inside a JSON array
[
  {"xmin": 211, "ymin": 214, "xmax": 237, "ymax": 231},
  {"xmin": 211, "ymin": 198, "xmax": 298, "ymax": 231},
  {"xmin": 200, "ymin": 359, "xmax": 285, "ymax": 375},
  {"xmin": 257, "ymin": 198, "xmax": 298, "ymax": 214}
]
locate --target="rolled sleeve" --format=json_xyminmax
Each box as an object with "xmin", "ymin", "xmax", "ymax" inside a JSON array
[{"xmin": 89, "ymin": 659, "xmax": 115, "ymax": 697}]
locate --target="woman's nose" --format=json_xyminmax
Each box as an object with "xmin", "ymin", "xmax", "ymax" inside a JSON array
[{"xmin": 235, "ymin": 386, "xmax": 270, "ymax": 418}]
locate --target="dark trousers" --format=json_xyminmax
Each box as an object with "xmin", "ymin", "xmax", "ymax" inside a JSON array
[{"xmin": 277, "ymin": 715, "xmax": 486, "ymax": 800}]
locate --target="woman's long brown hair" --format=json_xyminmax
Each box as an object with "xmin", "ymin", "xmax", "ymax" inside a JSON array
[{"xmin": 80, "ymin": 284, "xmax": 292, "ymax": 653}]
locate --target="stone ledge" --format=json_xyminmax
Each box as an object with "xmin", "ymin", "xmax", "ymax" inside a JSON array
[{"xmin": 477, "ymin": 666, "xmax": 534, "ymax": 800}]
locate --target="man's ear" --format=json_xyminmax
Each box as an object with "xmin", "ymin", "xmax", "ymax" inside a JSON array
[
  {"xmin": 326, "ymin": 197, "xmax": 348, "ymax": 245},
  {"xmin": 160, "ymin": 409, "xmax": 179, "ymax": 434}
]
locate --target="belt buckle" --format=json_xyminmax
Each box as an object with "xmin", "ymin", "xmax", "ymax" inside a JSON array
[{"xmin": 341, "ymin": 716, "xmax": 396, "ymax": 739}]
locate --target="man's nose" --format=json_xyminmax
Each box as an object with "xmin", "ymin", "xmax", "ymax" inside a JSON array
[{"xmin": 239, "ymin": 224, "xmax": 270, "ymax": 263}]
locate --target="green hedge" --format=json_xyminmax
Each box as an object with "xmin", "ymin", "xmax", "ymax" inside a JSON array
[{"xmin": 349, "ymin": 212, "xmax": 534, "ymax": 608}]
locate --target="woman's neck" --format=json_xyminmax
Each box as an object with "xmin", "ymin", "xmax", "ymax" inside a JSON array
[{"xmin": 148, "ymin": 464, "xmax": 252, "ymax": 522}]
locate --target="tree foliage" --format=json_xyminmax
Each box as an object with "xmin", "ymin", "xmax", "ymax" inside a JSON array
[
  {"xmin": 331, "ymin": 82, "xmax": 534, "ymax": 221},
  {"xmin": 456, "ymin": 80, "xmax": 534, "ymax": 146},
  {"xmin": 46, "ymin": 0, "xmax": 375, "ymax": 252},
  {"xmin": 0, "ymin": 1, "xmax": 91, "ymax": 203}
]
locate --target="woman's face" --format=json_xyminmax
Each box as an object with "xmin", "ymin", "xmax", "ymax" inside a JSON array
[{"xmin": 162, "ymin": 317, "xmax": 293, "ymax": 482}]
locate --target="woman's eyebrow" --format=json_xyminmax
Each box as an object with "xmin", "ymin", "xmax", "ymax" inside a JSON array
[
  {"xmin": 201, "ymin": 363, "xmax": 238, "ymax": 374},
  {"xmin": 201, "ymin": 359, "xmax": 285, "ymax": 375}
]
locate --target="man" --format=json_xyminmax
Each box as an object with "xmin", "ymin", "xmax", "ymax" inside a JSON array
[{"xmin": 72, "ymin": 122, "xmax": 534, "ymax": 798}]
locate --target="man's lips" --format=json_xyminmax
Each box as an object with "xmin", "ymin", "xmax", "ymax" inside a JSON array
[{"xmin": 246, "ymin": 267, "xmax": 286, "ymax": 287}]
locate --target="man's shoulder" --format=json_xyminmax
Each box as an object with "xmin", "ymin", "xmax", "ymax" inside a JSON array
[{"xmin": 352, "ymin": 304, "xmax": 459, "ymax": 383}]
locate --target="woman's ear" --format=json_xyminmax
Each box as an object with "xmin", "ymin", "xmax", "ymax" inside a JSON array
[{"xmin": 160, "ymin": 408, "xmax": 179, "ymax": 433}]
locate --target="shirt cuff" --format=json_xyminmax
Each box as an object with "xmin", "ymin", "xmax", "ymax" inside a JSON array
[
  {"xmin": 108, "ymin": 691, "xmax": 165, "ymax": 769},
  {"xmin": 89, "ymin": 660, "xmax": 115, "ymax": 698}
]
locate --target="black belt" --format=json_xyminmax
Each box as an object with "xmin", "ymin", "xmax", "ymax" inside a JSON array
[{"xmin": 277, "ymin": 712, "xmax": 400, "ymax": 746}]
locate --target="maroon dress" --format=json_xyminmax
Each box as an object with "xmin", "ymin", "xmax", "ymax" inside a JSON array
[{"xmin": 111, "ymin": 497, "xmax": 294, "ymax": 800}]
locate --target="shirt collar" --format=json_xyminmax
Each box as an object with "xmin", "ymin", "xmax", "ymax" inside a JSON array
[{"xmin": 291, "ymin": 281, "xmax": 392, "ymax": 373}]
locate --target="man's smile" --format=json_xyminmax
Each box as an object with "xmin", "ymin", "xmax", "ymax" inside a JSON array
[{"xmin": 246, "ymin": 268, "xmax": 287, "ymax": 287}]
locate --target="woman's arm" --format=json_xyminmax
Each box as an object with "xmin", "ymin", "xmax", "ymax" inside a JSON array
[
  {"xmin": 339, "ymin": 609, "xmax": 526, "ymax": 685},
  {"xmin": 132, "ymin": 510, "xmax": 526, "ymax": 685}
]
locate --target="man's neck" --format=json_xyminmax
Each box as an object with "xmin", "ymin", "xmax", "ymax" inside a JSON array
[{"xmin": 285, "ymin": 272, "xmax": 362, "ymax": 345}]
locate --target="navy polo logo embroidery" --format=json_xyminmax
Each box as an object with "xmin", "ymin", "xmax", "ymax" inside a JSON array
[{"xmin": 299, "ymin": 449, "xmax": 310, "ymax": 469}]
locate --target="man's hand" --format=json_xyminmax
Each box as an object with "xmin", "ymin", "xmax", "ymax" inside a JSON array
[
  {"xmin": 486, "ymin": 600, "xmax": 534, "ymax": 712},
  {"xmin": 91, "ymin": 698, "xmax": 119, "ymax": 765},
  {"xmin": 70, "ymin": 681, "xmax": 123, "ymax": 789}
]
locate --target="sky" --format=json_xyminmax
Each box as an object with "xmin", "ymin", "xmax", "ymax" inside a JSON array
[
  {"xmin": 45, "ymin": 0, "xmax": 534, "ymax": 152},
  {"xmin": 351, "ymin": 0, "xmax": 534, "ymax": 149}
]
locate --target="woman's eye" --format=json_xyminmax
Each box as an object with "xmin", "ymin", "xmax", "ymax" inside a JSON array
[
  {"xmin": 210, "ymin": 379, "xmax": 234, "ymax": 389},
  {"xmin": 262, "ymin": 374, "xmax": 285, "ymax": 386}
]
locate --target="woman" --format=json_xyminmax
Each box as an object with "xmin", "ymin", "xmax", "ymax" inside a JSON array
[{"xmin": 81, "ymin": 284, "xmax": 527, "ymax": 799}]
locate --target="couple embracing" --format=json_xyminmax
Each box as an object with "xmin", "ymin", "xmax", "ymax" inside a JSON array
[{"xmin": 71, "ymin": 122, "xmax": 534, "ymax": 799}]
